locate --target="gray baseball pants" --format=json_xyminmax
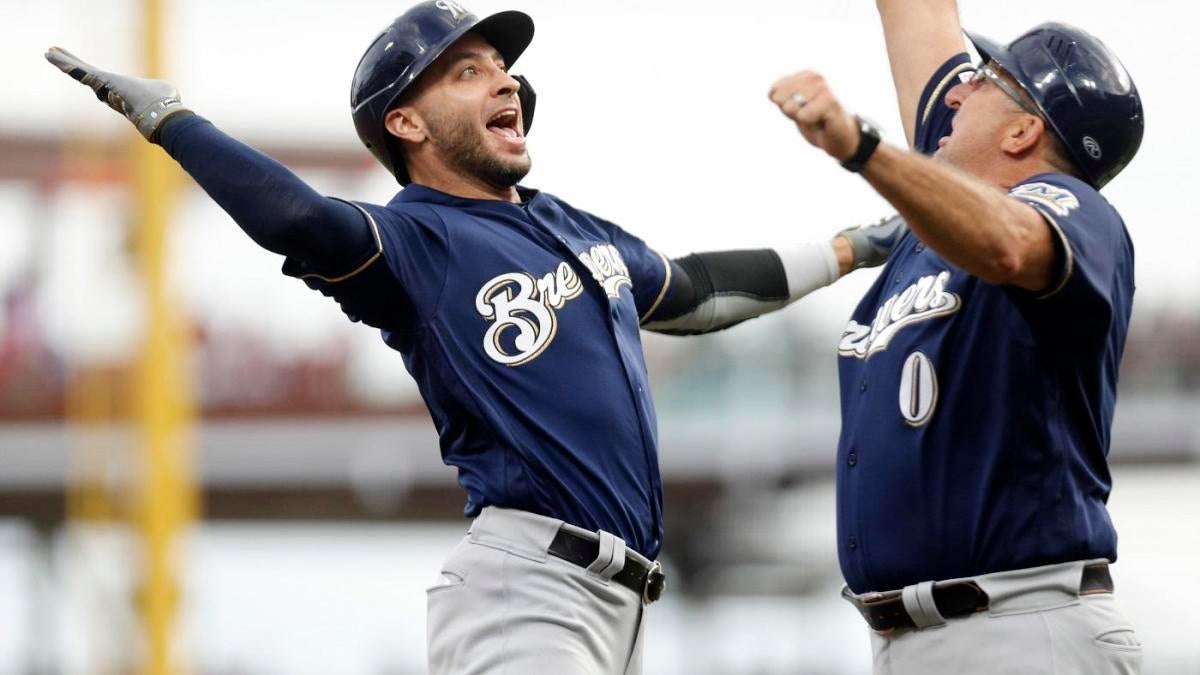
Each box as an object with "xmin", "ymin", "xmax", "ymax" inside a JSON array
[
  {"xmin": 426, "ymin": 507, "xmax": 648, "ymax": 675},
  {"xmin": 846, "ymin": 559, "xmax": 1143, "ymax": 674}
]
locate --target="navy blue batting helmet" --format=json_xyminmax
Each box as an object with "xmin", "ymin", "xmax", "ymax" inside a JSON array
[
  {"xmin": 966, "ymin": 22, "xmax": 1143, "ymax": 189},
  {"xmin": 350, "ymin": 1, "xmax": 535, "ymax": 184}
]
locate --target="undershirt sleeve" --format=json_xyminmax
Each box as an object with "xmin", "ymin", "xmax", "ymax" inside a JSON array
[{"xmin": 159, "ymin": 113, "xmax": 379, "ymax": 277}]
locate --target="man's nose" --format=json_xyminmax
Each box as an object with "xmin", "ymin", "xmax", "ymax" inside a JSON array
[
  {"xmin": 495, "ymin": 70, "xmax": 520, "ymax": 98},
  {"xmin": 944, "ymin": 81, "xmax": 969, "ymax": 110}
]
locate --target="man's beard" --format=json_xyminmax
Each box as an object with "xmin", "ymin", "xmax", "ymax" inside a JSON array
[{"xmin": 426, "ymin": 110, "xmax": 531, "ymax": 188}]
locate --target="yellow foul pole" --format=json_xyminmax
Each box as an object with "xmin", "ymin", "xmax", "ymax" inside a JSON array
[{"xmin": 132, "ymin": 0, "xmax": 198, "ymax": 672}]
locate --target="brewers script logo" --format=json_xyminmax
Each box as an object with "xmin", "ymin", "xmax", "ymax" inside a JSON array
[
  {"xmin": 475, "ymin": 245, "xmax": 633, "ymax": 366},
  {"xmin": 839, "ymin": 270, "xmax": 961, "ymax": 359},
  {"xmin": 577, "ymin": 244, "xmax": 633, "ymax": 299}
]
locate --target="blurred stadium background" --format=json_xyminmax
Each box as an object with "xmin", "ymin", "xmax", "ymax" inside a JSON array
[{"xmin": 3, "ymin": 0, "xmax": 1198, "ymax": 673}]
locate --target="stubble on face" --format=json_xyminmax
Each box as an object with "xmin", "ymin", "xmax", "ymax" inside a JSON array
[{"xmin": 422, "ymin": 105, "xmax": 532, "ymax": 189}]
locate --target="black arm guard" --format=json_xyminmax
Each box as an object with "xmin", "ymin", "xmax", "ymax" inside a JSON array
[{"xmin": 643, "ymin": 249, "xmax": 790, "ymax": 335}]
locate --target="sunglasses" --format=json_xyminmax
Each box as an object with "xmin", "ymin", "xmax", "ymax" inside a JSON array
[{"xmin": 968, "ymin": 64, "xmax": 1044, "ymax": 118}]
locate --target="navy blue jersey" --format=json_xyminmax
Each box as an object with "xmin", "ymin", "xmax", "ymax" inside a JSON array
[
  {"xmin": 836, "ymin": 54, "xmax": 1136, "ymax": 592},
  {"xmin": 286, "ymin": 185, "xmax": 671, "ymax": 558}
]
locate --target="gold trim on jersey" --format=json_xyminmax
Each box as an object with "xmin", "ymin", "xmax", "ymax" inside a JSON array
[
  {"xmin": 639, "ymin": 250, "xmax": 673, "ymax": 324},
  {"xmin": 1030, "ymin": 207, "xmax": 1076, "ymax": 301},
  {"xmin": 920, "ymin": 62, "xmax": 975, "ymax": 130},
  {"xmin": 298, "ymin": 200, "xmax": 384, "ymax": 283}
]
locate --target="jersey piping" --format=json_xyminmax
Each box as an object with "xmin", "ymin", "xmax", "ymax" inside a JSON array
[
  {"xmin": 638, "ymin": 251, "xmax": 673, "ymax": 324},
  {"xmin": 919, "ymin": 62, "xmax": 974, "ymax": 130},
  {"xmin": 1028, "ymin": 206, "xmax": 1078, "ymax": 300},
  {"xmin": 296, "ymin": 199, "xmax": 384, "ymax": 283}
]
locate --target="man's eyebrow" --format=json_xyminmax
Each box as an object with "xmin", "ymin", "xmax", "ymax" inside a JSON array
[{"xmin": 441, "ymin": 48, "xmax": 506, "ymax": 68}]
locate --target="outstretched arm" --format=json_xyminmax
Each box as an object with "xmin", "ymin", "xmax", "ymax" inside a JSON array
[
  {"xmin": 157, "ymin": 115, "xmax": 377, "ymax": 273},
  {"xmin": 876, "ymin": 0, "xmax": 967, "ymax": 146},
  {"xmin": 641, "ymin": 215, "xmax": 907, "ymax": 335},
  {"xmin": 45, "ymin": 47, "xmax": 376, "ymax": 277}
]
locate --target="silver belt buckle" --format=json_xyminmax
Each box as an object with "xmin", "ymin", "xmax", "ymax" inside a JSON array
[{"xmin": 642, "ymin": 560, "xmax": 665, "ymax": 605}]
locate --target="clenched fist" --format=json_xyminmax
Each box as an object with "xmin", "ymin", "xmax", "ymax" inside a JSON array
[{"xmin": 768, "ymin": 71, "xmax": 860, "ymax": 164}]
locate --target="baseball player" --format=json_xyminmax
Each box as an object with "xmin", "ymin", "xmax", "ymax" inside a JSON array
[
  {"xmin": 46, "ymin": 2, "xmax": 904, "ymax": 672},
  {"xmin": 768, "ymin": 1, "xmax": 1144, "ymax": 673}
]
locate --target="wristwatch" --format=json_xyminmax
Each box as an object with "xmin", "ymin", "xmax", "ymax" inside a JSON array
[{"xmin": 841, "ymin": 115, "xmax": 882, "ymax": 173}]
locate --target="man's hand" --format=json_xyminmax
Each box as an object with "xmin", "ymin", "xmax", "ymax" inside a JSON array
[
  {"xmin": 769, "ymin": 71, "xmax": 860, "ymax": 163},
  {"xmin": 45, "ymin": 46, "xmax": 189, "ymax": 142}
]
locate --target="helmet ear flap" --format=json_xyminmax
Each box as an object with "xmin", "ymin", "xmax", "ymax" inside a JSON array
[{"xmin": 513, "ymin": 75, "xmax": 535, "ymax": 135}]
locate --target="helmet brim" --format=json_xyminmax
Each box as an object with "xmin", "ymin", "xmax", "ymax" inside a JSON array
[
  {"xmin": 471, "ymin": 10, "xmax": 535, "ymax": 71},
  {"xmin": 964, "ymin": 30, "xmax": 1006, "ymax": 72},
  {"xmin": 372, "ymin": 9, "xmax": 535, "ymax": 116},
  {"xmin": 964, "ymin": 29, "xmax": 1045, "ymax": 111}
]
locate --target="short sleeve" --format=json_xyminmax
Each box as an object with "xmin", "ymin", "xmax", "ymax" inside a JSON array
[
  {"xmin": 913, "ymin": 53, "xmax": 975, "ymax": 156},
  {"xmin": 1007, "ymin": 174, "xmax": 1134, "ymax": 337},
  {"xmin": 282, "ymin": 201, "xmax": 450, "ymax": 331},
  {"xmin": 585, "ymin": 213, "xmax": 671, "ymax": 322}
]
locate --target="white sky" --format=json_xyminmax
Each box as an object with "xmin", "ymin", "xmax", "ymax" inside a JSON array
[{"xmin": 1, "ymin": 0, "xmax": 1196, "ymax": 362}]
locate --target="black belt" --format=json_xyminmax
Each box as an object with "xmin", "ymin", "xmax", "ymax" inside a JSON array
[
  {"xmin": 846, "ymin": 563, "xmax": 1114, "ymax": 632},
  {"xmin": 548, "ymin": 528, "xmax": 666, "ymax": 604}
]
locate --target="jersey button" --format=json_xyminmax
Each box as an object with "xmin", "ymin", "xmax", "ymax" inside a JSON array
[
  {"xmin": 859, "ymin": 379, "xmax": 867, "ymax": 393},
  {"xmin": 847, "ymin": 451, "xmax": 858, "ymax": 467},
  {"xmin": 848, "ymin": 536, "xmax": 858, "ymax": 550},
  {"xmin": 914, "ymin": 243, "xmax": 925, "ymax": 253}
]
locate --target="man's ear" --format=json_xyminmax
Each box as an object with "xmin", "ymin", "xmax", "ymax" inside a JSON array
[
  {"xmin": 385, "ymin": 107, "xmax": 426, "ymax": 145},
  {"xmin": 1000, "ymin": 114, "xmax": 1044, "ymax": 158}
]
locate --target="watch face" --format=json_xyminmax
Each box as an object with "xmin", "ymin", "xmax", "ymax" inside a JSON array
[{"xmin": 842, "ymin": 115, "xmax": 883, "ymax": 172}]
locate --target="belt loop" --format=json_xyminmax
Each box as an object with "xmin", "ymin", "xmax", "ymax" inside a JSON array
[
  {"xmin": 586, "ymin": 531, "xmax": 626, "ymax": 580},
  {"xmin": 902, "ymin": 581, "xmax": 947, "ymax": 629}
]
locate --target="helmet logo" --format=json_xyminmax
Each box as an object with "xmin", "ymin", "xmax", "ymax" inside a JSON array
[
  {"xmin": 1082, "ymin": 136, "xmax": 1103, "ymax": 160},
  {"xmin": 436, "ymin": 0, "xmax": 469, "ymax": 21}
]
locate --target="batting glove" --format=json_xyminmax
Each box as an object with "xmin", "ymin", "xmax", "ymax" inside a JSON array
[
  {"xmin": 45, "ymin": 46, "xmax": 189, "ymax": 143},
  {"xmin": 840, "ymin": 213, "xmax": 910, "ymax": 271}
]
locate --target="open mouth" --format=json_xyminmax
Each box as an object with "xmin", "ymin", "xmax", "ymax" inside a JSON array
[{"xmin": 486, "ymin": 108, "xmax": 522, "ymax": 142}]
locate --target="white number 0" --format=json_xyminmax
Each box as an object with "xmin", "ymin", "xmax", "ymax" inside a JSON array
[{"xmin": 898, "ymin": 351, "xmax": 938, "ymax": 427}]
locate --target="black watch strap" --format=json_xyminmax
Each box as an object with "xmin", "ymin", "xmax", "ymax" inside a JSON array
[{"xmin": 841, "ymin": 115, "xmax": 882, "ymax": 173}]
